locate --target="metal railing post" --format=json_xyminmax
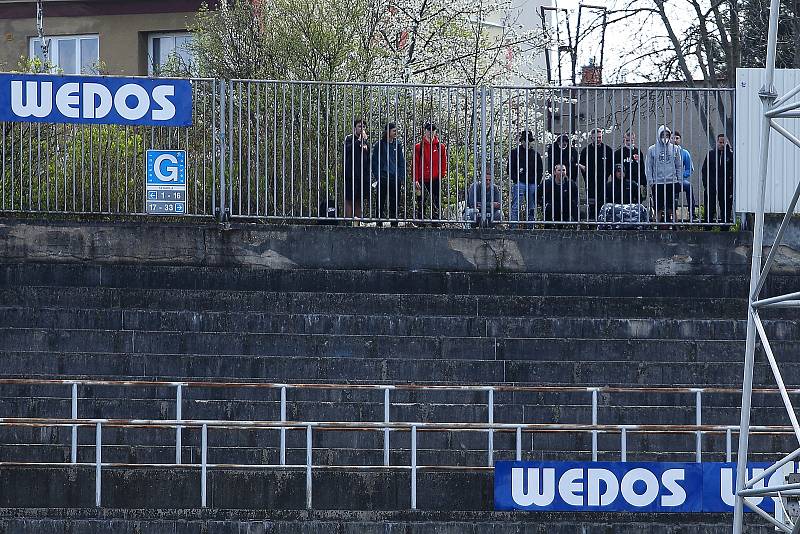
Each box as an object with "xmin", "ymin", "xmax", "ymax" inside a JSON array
[
  {"xmin": 95, "ymin": 422, "xmax": 102, "ymax": 507},
  {"xmin": 516, "ymin": 426, "xmax": 522, "ymax": 461},
  {"xmin": 306, "ymin": 424, "xmax": 313, "ymax": 510},
  {"xmin": 695, "ymin": 390, "xmax": 702, "ymax": 463},
  {"xmin": 201, "ymin": 423, "xmax": 207, "ymax": 508},
  {"xmin": 175, "ymin": 384, "xmax": 183, "ymax": 465},
  {"xmin": 621, "ymin": 428, "xmax": 627, "ymax": 462},
  {"xmin": 411, "ymin": 425, "xmax": 417, "ymax": 510},
  {"xmin": 280, "ymin": 386, "xmax": 287, "ymax": 465},
  {"xmin": 383, "ymin": 387, "xmax": 390, "ymax": 467},
  {"xmin": 487, "ymin": 387, "xmax": 494, "ymax": 467},
  {"xmin": 591, "ymin": 389, "xmax": 598, "ymax": 462},
  {"xmin": 217, "ymin": 79, "xmax": 226, "ymax": 222},
  {"xmin": 479, "ymin": 86, "xmax": 488, "ymax": 225},
  {"xmin": 71, "ymin": 383, "xmax": 77, "ymax": 464},
  {"xmin": 727, "ymin": 427, "xmax": 733, "ymax": 463}
]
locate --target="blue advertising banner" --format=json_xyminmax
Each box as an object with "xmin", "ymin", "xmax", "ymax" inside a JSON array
[
  {"xmin": 495, "ymin": 461, "xmax": 796, "ymax": 513},
  {"xmin": 0, "ymin": 74, "xmax": 192, "ymax": 126}
]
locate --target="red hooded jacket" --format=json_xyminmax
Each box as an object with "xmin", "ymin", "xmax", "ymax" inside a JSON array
[{"xmin": 413, "ymin": 136, "xmax": 448, "ymax": 183}]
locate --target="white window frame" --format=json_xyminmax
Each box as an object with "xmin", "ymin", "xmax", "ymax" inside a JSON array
[
  {"xmin": 147, "ymin": 32, "xmax": 195, "ymax": 76},
  {"xmin": 29, "ymin": 34, "xmax": 99, "ymax": 75}
]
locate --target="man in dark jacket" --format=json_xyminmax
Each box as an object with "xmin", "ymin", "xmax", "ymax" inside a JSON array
[
  {"xmin": 465, "ymin": 169, "xmax": 502, "ymax": 227},
  {"xmin": 507, "ymin": 130, "xmax": 544, "ymax": 223},
  {"xmin": 701, "ymin": 134, "xmax": 734, "ymax": 224},
  {"xmin": 613, "ymin": 131, "xmax": 645, "ymax": 203},
  {"xmin": 547, "ymin": 134, "xmax": 580, "ymax": 182},
  {"xmin": 371, "ymin": 122, "xmax": 406, "ymax": 225},
  {"xmin": 579, "ymin": 128, "xmax": 614, "ymax": 218},
  {"xmin": 538, "ymin": 163, "xmax": 579, "ymax": 222},
  {"xmin": 343, "ymin": 118, "xmax": 371, "ymax": 218}
]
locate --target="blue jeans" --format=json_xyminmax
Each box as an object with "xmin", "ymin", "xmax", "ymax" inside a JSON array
[{"xmin": 510, "ymin": 182, "xmax": 538, "ymax": 222}]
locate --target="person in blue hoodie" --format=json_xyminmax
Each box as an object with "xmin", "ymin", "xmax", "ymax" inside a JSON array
[
  {"xmin": 673, "ymin": 132, "xmax": 696, "ymax": 221},
  {"xmin": 645, "ymin": 125, "xmax": 683, "ymax": 223},
  {"xmin": 371, "ymin": 122, "xmax": 406, "ymax": 226}
]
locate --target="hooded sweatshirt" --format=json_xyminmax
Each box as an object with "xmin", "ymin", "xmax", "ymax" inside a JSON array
[{"xmin": 645, "ymin": 125, "xmax": 683, "ymax": 186}]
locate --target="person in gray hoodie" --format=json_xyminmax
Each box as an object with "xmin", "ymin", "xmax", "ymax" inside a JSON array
[{"xmin": 645, "ymin": 125, "xmax": 683, "ymax": 223}]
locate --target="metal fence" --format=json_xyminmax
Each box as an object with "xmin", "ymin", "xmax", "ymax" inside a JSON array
[{"xmin": 0, "ymin": 78, "xmax": 736, "ymax": 226}]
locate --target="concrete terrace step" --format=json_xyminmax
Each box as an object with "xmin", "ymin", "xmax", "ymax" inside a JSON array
[
  {"xmin": 3, "ymin": 262, "xmax": 797, "ymax": 297},
  {"xmin": 2, "ymin": 307, "xmax": 798, "ymax": 340},
  {"xmin": 0, "ymin": 286, "xmax": 753, "ymax": 319}
]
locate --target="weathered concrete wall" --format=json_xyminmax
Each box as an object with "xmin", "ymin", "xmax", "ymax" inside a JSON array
[{"xmin": 0, "ymin": 219, "xmax": 782, "ymax": 275}]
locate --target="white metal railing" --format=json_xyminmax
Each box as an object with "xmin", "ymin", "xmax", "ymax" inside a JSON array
[{"xmin": 0, "ymin": 416, "xmax": 793, "ymax": 509}]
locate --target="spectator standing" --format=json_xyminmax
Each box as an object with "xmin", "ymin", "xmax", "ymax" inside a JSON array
[
  {"xmin": 371, "ymin": 122, "xmax": 406, "ymax": 225},
  {"xmin": 465, "ymin": 170, "xmax": 502, "ymax": 227},
  {"xmin": 508, "ymin": 130, "xmax": 544, "ymax": 223},
  {"xmin": 701, "ymin": 134, "xmax": 734, "ymax": 224},
  {"xmin": 538, "ymin": 163, "xmax": 579, "ymax": 222},
  {"xmin": 672, "ymin": 132, "xmax": 696, "ymax": 221},
  {"xmin": 645, "ymin": 125, "xmax": 683, "ymax": 223},
  {"xmin": 413, "ymin": 123, "xmax": 448, "ymax": 222},
  {"xmin": 343, "ymin": 119, "xmax": 371, "ymax": 219},
  {"xmin": 613, "ymin": 131, "xmax": 645, "ymax": 203},
  {"xmin": 547, "ymin": 134, "xmax": 581, "ymax": 180},
  {"xmin": 579, "ymin": 128, "xmax": 614, "ymax": 218}
]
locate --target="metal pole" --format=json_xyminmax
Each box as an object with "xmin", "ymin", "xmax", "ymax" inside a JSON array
[
  {"xmin": 480, "ymin": 87, "xmax": 488, "ymax": 225},
  {"xmin": 384, "ymin": 388, "xmax": 390, "ymax": 467},
  {"xmin": 176, "ymin": 384, "xmax": 182, "ymax": 465},
  {"xmin": 727, "ymin": 428, "xmax": 733, "ymax": 463},
  {"xmin": 516, "ymin": 426, "xmax": 522, "ymax": 461},
  {"xmin": 71, "ymin": 383, "xmax": 77, "ymax": 464},
  {"xmin": 411, "ymin": 425, "xmax": 417, "ymax": 510},
  {"xmin": 733, "ymin": 0, "xmax": 781, "ymax": 527},
  {"xmin": 218, "ymin": 80, "xmax": 226, "ymax": 222},
  {"xmin": 591, "ymin": 389, "xmax": 598, "ymax": 462},
  {"xmin": 695, "ymin": 390, "xmax": 702, "ymax": 463},
  {"xmin": 280, "ymin": 386, "xmax": 286, "ymax": 465},
  {"xmin": 621, "ymin": 428, "xmax": 627, "ymax": 462},
  {"xmin": 306, "ymin": 424, "xmax": 312, "ymax": 510},
  {"xmin": 488, "ymin": 388, "xmax": 494, "ymax": 467},
  {"xmin": 201, "ymin": 423, "xmax": 207, "ymax": 508},
  {"xmin": 95, "ymin": 422, "xmax": 102, "ymax": 507}
]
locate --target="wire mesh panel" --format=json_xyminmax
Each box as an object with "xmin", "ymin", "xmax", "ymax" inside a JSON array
[{"xmin": 0, "ymin": 78, "xmax": 218, "ymax": 216}]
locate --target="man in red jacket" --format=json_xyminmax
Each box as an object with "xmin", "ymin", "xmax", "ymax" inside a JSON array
[{"xmin": 414, "ymin": 123, "xmax": 448, "ymax": 222}]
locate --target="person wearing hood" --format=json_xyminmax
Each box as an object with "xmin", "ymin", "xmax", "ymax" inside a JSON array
[
  {"xmin": 507, "ymin": 130, "xmax": 544, "ymax": 223},
  {"xmin": 371, "ymin": 122, "xmax": 406, "ymax": 225},
  {"xmin": 579, "ymin": 128, "xmax": 614, "ymax": 218},
  {"xmin": 413, "ymin": 123, "xmax": 448, "ymax": 222},
  {"xmin": 645, "ymin": 125, "xmax": 683, "ymax": 223},
  {"xmin": 547, "ymin": 134, "xmax": 581, "ymax": 187},
  {"xmin": 701, "ymin": 133, "xmax": 734, "ymax": 224},
  {"xmin": 613, "ymin": 131, "xmax": 645, "ymax": 203}
]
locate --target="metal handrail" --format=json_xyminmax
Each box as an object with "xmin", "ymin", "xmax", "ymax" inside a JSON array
[{"xmin": 0, "ymin": 416, "xmax": 789, "ymax": 510}]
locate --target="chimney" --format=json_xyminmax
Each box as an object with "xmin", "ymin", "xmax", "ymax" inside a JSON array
[{"xmin": 580, "ymin": 57, "xmax": 602, "ymax": 86}]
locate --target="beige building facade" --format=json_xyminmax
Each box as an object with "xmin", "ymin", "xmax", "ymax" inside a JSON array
[{"xmin": 0, "ymin": 0, "xmax": 204, "ymax": 75}]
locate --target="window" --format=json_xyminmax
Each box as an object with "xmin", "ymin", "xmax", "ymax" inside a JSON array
[
  {"xmin": 30, "ymin": 35, "xmax": 99, "ymax": 74},
  {"xmin": 148, "ymin": 33, "xmax": 195, "ymax": 76}
]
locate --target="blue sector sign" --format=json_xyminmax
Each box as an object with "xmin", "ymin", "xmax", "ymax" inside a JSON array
[
  {"xmin": 0, "ymin": 74, "xmax": 192, "ymax": 126},
  {"xmin": 495, "ymin": 461, "xmax": 794, "ymax": 513}
]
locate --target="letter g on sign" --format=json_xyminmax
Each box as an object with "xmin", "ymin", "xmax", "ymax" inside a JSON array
[{"xmin": 154, "ymin": 154, "xmax": 179, "ymax": 182}]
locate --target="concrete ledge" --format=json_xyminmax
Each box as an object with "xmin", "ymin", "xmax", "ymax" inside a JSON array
[{"xmin": 0, "ymin": 219, "xmax": 766, "ymax": 275}]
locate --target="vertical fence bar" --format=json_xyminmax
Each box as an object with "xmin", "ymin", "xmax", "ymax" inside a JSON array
[
  {"xmin": 516, "ymin": 426, "xmax": 522, "ymax": 461},
  {"xmin": 306, "ymin": 424, "xmax": 313, "ymax": 510},
  {"xmin": 384, "ymin": 387, "xmax": 390, "ymax": 467},
  {"xmin": 95, "ymin": 422, "xmax": 102, "ymax": 507},
  {"xmin": 695, "ymin": 390, "xmax": 702, "ymax": 463},
  {"xmin": 218, "ymin": 80, "xmax": 226, "ymax": 221},
  {"xmin": 411, "ymin": 425, "xmax": 417, "ymax": 510},
  {"xmin": 479, "ymin": 87, "xmax": 488, "ymax": 225},
  {"xmin": 175, "ymin": 384, "xmax": 182, "ymax": 465},
  {"xmin": 201, "ymin": 423, "xmax": 207, "ymax": 508},
  {"xmin": 280, "ymin": 386, "xmax": 287, "ymax": 465},
  {"xmin": 621, "ymin": 428, "xmax": 627, "ymax": 462},
  {"xmin": 488, "ymin": 388, "xmax": 494, "ymax": 466},
  {"xmin": 591, "ymin": 389, "xmax": 598, "ymax": 462},
  {"xmin": 726, "ymin": 428, "xmax": 733, "ymax": 463},
  {"xmin": 71, "ymin": 383, "xmax": 77, "ymax": 464}
]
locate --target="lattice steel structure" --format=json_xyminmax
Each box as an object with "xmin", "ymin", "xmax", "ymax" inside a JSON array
[{"xmin": 733, "ymin": 0, "xmax": 800, "ymax": 530}]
